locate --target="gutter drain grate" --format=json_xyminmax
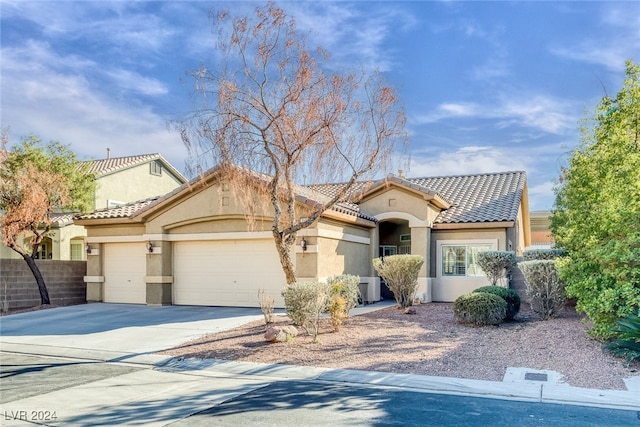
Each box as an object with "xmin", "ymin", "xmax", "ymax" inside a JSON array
[{"xmin": 524, "ymin": 373, "xmax": 548, "ymax": 381}]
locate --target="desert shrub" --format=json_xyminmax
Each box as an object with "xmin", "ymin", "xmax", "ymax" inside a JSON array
[
  {"xmin": 477, "ymin": 251, "xmax": 517, "ymax": 287},
  {"xmin": 257, "ymin": 289, "xmax": 275, "ymax": 325},
  {"xmin": 372, "ymin": 255, "xmax": 424, "ymax": 308},
  {"xmin": 603, "ymin": 314, "xmax": 640, "ymax": 366},
  {"xmin": 328, "ymin": 295, "xmax": 347, "ymax": 332},
  {"xmin": 282, "ymin": 281, "xmax": 330, "ymax": 340},
  {"xmin": 453, "ymin": 292, "xmax": 507, "ymax": 326},
  {"xmin": 473, "ymin": 285, "xmax": 521, "ymax": 320},
  {"xmin": 519, "ymin": 260, "xmax": 565, "ymax": 320},
  {"xmin": 523, "ymin": 248, "xmax": 568, "ymax": 261},
  {"xmin": 326, "ymin": 274, "xmax": 360, "ymax": 314}
]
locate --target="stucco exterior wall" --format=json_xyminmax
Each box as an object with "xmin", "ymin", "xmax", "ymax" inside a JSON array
[
  {"xmin": 429, "ymin": 228, "xmax": 507, "ymax": 302},
  {"xmin": 94, "ymin": 162, "xmax": 183, "ymax": 210},
  {"xmin": 359, "ymin": 187, "xmax": 440, "ymax": 223}
]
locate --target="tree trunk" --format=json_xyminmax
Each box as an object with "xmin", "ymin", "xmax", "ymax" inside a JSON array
[
  {"xmin": 21, "ymin": 253, "xmax": 51, "ymax": 305},
  {"xmin": 273, "ymin": 231, "xmax": 297, "ymax": 285}
]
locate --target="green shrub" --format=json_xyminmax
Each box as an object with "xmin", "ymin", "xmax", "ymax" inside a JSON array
[
  {"xmin": 326, "ymin": 274, "xmax": 360, "ymax": 314},
  {"xmin": 473, "ymin": 285, "xmax": 521, "ymax": 320},
  {"xmin": 519, "ymin": 260, "xmax": 565, "ymax": 320},
  {"xmin": 372, "ymin": 255, "xmax": 424, "ymax": 308},
  {"xmin": 603, "ymin": 314, "xmax": 640, "ymax": 366},
  {"xmin": 477, "ymin": 251, "xmax": 517, "ymax": 286},
  {"xmin": 523, "ymin": 248, "xmax": 568, "ymax": 261},
  {"xmin": 453, "ymin": 292, "xmax": 507, "ymax": 326},
  {"xmin": 282, "ymin": 281, "xmax": 330, "ymax": 340}
]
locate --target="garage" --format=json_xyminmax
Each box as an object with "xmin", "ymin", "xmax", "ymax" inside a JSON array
[
  {"xmin": 103, "ymin": 243, "xmax": 147, "ymax": 304},
  {"xmin": 173, "ymin": 239, "xmax": 288, "ymax": 307}
]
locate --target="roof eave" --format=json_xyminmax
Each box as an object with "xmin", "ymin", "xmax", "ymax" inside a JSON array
[{"xmin": 432, "ymin": 221, "xmax": 515, "ymax": 230}]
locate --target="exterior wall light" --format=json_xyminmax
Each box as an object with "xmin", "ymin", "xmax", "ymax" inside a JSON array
[
  {"xmin": 147, "ymin": 241, "xmax": 154, "ymax": 254},
  {"xmin": 85, "ymin": 243, "xmax": 92, "ymax": 255},
  {"xmin": 301, "ymin": 238, "xmax": 307, "ymax": 252}
]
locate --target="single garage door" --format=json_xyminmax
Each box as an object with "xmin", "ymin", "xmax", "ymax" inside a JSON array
[
  {"xmin": 103, "ymin": 243, "xmax": 147, "ymax": 304},
  {"xmin": 173, "ymin": 240, "xmax": 287, "ymax": 307}
]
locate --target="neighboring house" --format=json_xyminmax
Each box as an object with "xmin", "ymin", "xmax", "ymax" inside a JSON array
[
  {"xmin": 0, "ymin": 153, "xmax": 187, "ymax": 261},
  {"xmin": 75, "ymin": 167, "xmax": 530, "ymax": 307},
  {"xmin": 528, "ymin": 210, "xmax": 554, "ymax": 249}
]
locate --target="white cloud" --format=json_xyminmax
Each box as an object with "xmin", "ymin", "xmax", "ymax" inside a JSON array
[
  {"xmin": 550, "ymin": 5, "xmax": 640, "ymax": 71},
  {"xmin": 1, "ymin": 42, "xmax": 188, "ymax": 172},
  {"xmin": 412, "ymin": 94, "xmax": 579, "ymax": 135}
]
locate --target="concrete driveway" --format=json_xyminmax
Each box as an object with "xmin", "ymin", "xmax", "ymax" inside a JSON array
[{"xmin": 0, "ymin": 303, "xmax": 269, "ymax": 362}]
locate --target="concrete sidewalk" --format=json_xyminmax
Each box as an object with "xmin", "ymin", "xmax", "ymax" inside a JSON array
[{"xmin": 1, "ymin": 301, "xmax": 639, "ymax": 427}]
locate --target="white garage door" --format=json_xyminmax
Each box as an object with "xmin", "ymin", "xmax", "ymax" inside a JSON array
[
  {"xmin": 103, "ymin": 243, "xmax": 146, "ymax": 304},
  {"xmin": 173, "ymin": 240, "xmax": 287, "ymax": 307}
]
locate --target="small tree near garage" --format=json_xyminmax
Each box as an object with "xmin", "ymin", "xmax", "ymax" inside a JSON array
[
  {"xmin": 0, "ymin": 134, "xmax": 95, "ymax": 305},
  {"xmin": 178, "ymin": 2, "xmax": 406, "ymax": 285}
]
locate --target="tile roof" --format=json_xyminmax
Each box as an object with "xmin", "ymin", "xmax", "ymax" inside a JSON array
[
  {"xmin": 408, "ymin": 171, "xmax": 526, "ymax": 224},
  {"xmin": 76, "ymin": 197, "xmax": 161, "ymax": 220},
  {"xmin": 311, "ymin": 171, "xmax": 527, "ymax": 224},
  {"xmin": 75, "ymin": 169, "xmax": 526, "ymax": 225},
  {"xmin": 83, "ymin": 153, "xmax": 187, "ymax": 182}
]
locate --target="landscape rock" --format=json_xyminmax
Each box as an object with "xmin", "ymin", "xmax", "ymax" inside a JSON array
[
  {"xmin": 265, "ymin": 325, "xmax": 298, "ymax": 343},
  {"xmin": 404, "ymin": 308, "xmax": 417, "ymax": 315}
]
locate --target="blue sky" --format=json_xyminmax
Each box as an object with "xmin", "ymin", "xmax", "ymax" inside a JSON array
[{"xmin": 2, "ymin": 1, "xmax": 639, "ymax": 210}]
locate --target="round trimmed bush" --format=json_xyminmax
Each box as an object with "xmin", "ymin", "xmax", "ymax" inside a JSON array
[
  {"xmin": 473, "ymin": 286, "xmax": 521, "ymax": 320},
  {"xmin": 453, "ymin": 292, "xmax": 507, "ymax": 326}
]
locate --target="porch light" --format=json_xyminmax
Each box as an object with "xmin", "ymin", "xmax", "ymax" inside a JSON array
[
  {"xmin": 301, "ymin": 238, "xmax": 307, "ymax": 252},
  {"xmin": 85, "ymin": 244, "xmax": 91, "ymax": 255},
  {"xmin": 147, "ymin": 241, "xmax": 154, "ymax": 254}
]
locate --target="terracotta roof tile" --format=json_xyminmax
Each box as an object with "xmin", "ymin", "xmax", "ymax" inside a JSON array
[
  {"xmin": 83, "ymin": 153, "xmax": 186, "ymax": 182},
  {"xmin": 76, "ymin": 197, "xmax": 160, "ymax": 220}
]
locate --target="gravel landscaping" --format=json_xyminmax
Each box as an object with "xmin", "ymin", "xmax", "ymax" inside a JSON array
[{"xmin": 162, "ymin": 302, "xmax": 639, "ymax": 391}]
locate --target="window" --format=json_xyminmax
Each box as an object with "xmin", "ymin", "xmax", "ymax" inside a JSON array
[
  {"xmin": 379, "ymin": 245, "xmax": 396, "ymax": 257},
  {"xmin": 70, "ymin": 243, "xmax": 83, "ymax": 260},
  {"xmin": 441, "ymin": 243, "xmax": 493, "ymax": 277},
  {"xmin": 150, "ymin": 160, "xmax": 162, "ymax": 176},
  {"xmin": 398, "ymin": 245, "xmax": 411, "ymax": 254}
]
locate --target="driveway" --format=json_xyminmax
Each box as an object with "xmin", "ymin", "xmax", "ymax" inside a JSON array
[{"xmin": 0, "ymin": 303, "xmax": 269, "ymax": 362}]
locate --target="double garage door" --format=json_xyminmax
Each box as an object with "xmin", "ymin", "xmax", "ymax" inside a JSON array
[
  {"xmin": 173, "ymin": 240, "xmax": 286, "ymax": 307},
  {"xmin": 102, "ymin": 240, "xmax": 286, "ymax": 306}
]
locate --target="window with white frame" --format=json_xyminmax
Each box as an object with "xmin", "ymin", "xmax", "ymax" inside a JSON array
[
  {"xmin": 438, "ymin": 240, "xmax": 496, "ymax": 277},
  {"xmin": 70, "ymin": 242, "xmax": 83, "ymax": 260}
]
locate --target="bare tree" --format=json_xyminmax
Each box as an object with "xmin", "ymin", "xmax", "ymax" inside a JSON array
[
  {"xmin": 0, "ymin": 134, "xmax": 95, "ymax": 305},
  {"xmin": 179, "ymin": 3, "xmax": 406, "ymax": 284}
]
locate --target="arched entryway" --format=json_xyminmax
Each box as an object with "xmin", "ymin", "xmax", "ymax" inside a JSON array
[{"xmin": 377, "ymin": 219, "xmax": 411, "ymax": 299}]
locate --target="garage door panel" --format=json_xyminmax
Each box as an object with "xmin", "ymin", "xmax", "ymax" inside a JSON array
[
  {"xmin": 173, "ymin": 240, "xmax": 287, "ymax": 307},
  {"xmin": 103, "ymin": 243, "xmax": 146, "ymax": 304}
]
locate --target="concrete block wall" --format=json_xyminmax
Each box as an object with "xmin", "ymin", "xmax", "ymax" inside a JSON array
[{"xmin": 0, "ymin": 259, "xmax": 87, "ymax": 311}]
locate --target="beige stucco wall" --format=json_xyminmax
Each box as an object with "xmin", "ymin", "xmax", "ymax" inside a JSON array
[
  {"xmin": 1, "ymin": 223, "xmax": 87, "ymax": 261},
  {"xmin": 429, "ymin": 228, "xmax": 507, "ymax": 302},
  {"xmin": 94, "ymin": 162, "xmax": 184, "ymax": 210},
  {"xmin": 359, "ymin": 187, "xmax": 440, "ymax": 223}
]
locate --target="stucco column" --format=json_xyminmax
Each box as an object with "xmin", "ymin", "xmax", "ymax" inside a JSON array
[
  {"xmin": 367, "ymin": 227, "xmax": 380, "ymax": 303},
  {"xmin": 84, "ymin": 243, "xmax": 104, "ymax": 302},
  {"xmin": 145, "ymin": 240, "xmax": 173, "ymax": 306},
  {"xmin": 411, "ymin": 226, "xmax": 431, "ymax": 302}
]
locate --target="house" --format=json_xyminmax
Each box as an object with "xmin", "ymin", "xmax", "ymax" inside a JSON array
[
  {"xmin": 75, "ymin": 166, "xmax": 530, "ymax": 307},
  {"xmin": 0, "ymin": 153, "xmax": 187, "ymax": 261},
  {"xmin": 528, "ymin": 210, "xmax": 554, "ymax": 249}
]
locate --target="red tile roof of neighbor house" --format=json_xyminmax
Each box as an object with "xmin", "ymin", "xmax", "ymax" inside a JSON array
[{"xmin": 84, "ymin": 153, "xmax": 187, "ymax": 182}]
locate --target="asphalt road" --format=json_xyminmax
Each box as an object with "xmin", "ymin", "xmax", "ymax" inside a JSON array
[{"xmin": 1, "ymin": 353, "xmax": 638, "ymax": 427}]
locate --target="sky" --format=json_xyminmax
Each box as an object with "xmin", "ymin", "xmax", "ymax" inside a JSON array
[{"xmin": 2, "ymin": 1, "xmax": 639, "ymax": 211}]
